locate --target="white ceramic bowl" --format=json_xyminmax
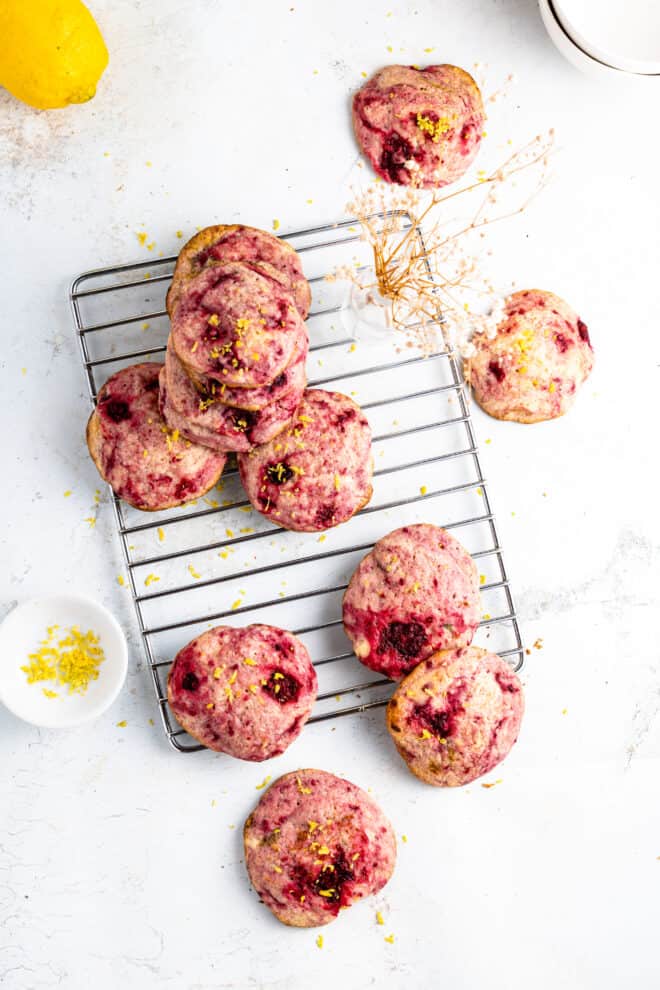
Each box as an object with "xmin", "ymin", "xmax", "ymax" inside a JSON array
[
  {"xmin": 539, "ymin": 0, "xmax": 660, "ymax": 81},
  {"xmin": 0, "ymin": 595, "xmax": 128, "ymax": 728}
]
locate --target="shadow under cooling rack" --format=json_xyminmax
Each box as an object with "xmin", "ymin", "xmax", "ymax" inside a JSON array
[{"xmin": 70, "ymin": 214, "xmax": 523, "ymax": 752}]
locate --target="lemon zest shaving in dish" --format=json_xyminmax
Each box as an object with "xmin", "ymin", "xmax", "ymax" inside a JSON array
[
  {"xmin": 21, "ymin": 625, "xmax": 105, "ymax": 696},
  {"xmin": 376, "ymin": 911, "xmax": 385, "ymax": 926},
  {"xmin": 316, "ymin": 935, "xmax": 323, "ymax": 949},
  {"xmin": 255, "ymin": 775, "xmax": 271, "ymax": 790}
]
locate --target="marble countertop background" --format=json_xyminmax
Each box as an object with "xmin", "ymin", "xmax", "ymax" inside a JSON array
[{"xmin": 1, "ymin": 1, "xmax": 659, "ymax": 987}]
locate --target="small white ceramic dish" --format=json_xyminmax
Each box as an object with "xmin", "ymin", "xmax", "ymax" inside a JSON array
[
  {"xmin": 0, "ymin": 595, "xmax": 128, "ymax": 728},
  {"xmin": 539, "ymin": 0, "xmax": 660, "ymax": 80}
]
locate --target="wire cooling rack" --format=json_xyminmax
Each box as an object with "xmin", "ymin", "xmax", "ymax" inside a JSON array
[{"xmin": 70, "ymin": 214, "xmax": 523, "ymax": 752}]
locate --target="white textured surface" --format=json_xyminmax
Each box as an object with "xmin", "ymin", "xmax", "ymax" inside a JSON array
[{"xmin": 1, "ymin": 1, "xmax": 660, "ymax": 988}]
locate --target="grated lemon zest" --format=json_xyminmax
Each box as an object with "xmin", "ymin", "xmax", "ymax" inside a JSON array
[{"xmin": 21, "ymin": 625, "xmax": 105, "ymax": 696}]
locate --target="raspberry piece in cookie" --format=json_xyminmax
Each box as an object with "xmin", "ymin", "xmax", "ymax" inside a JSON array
[
  {"xmin": 238, "ymin": 389, "xmax": 373, "ymax": 532},
  {"xmin": 464, "ymin": 289, "xmax": 594, "ymax": 423},
  {"xmin": 343, "ymin": 524, "xmax": 480, "ymax": 679},
  {"xmin": 243, "ymin": 769, "xmax": 396, "ymax": 927},
  {"xmin": 170, "ymin": 261, "xmax": 307, "ymax": 389},
  {"xmin": 86, "ymin": 362, "xmax": 226, "ymax": 511},
  {"xmin": 167, "ymin": 624, "xmax": 317, "ymax": 760},
  {"xmin": 158, "ymin": 342, "xmax": 304, "ymax": 453},
  {"xmin": 387, "ymin": 646, "xmax": 524, "ymax": 786},
  {"xmin": 352, "ymin": 64, "xmax": 484, "ymax": 188},
  {"xmin": 167, "ymin": 224, "xmax": 311, "ymax": 319}
]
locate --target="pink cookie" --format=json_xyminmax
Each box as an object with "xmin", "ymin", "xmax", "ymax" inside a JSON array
[
  {"xmin": 187, "ymin": 332, "xmax": 308, "ymax": 412},
  {"xmin": 167, "ymin": 224, "xmax": 311, "ymax": 319},
  {"xmin": 170, "ymin": 261, "xmax": 307, "ymax": 389},
  {"xmin": 464, "ymin": 289, "xmax": 594, "ymax": 423},
  {"xmin": 343, "ymin": 524, "xmax": 480, "ymax": 679},
  {"xmin": 86, "ymin": 362, "xmax": 226, "ymax": 511},
  {"xmin": 387, "ymin": 646, "xmax": 524, "ymax": 786},
  {"xmin": 158, "ymin": 342, "xmax": 303, "ymax": 453},
  {"xmin": 243, "ymin": 769, "xmax": 396, "ymax": 927},
  {"xmin": 167, "ymin": 624, "xmax": 317, "ymax": 760},
  {"xmin": 238, "ymin": 389, "xmax": 373, "ymax": 532},
  {"xmin": 353, "ymin": 64, "xmax": 484, "ymax": 187}
]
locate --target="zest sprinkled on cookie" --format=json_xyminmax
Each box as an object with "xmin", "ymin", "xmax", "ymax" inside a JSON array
[
  {"xmin": 238, "ymin": 389, "xmax": 373, "ymax": 532},
  {"xmin": 167, "ymin": 624, "xmax": 317, "ymax": 760},
  {"xmin": 352, "ymin": 64, "xmax": 484, "ymax": 188},
  {"xmin": 464, "ymin": 289, "xmax": 594, "ymax": 423},
  {"xmin": 343, "ymin": 524, "xmax": 480, "ymax": 679},
  {"xmin": 387, "ymin": 646, "xmax": 524, "ymax": 786},
  {"xmin": 243, "ymin": 770, "xmax": 396, "ymax": 927},
  {"xmin": 170, "ymin": 262, "xmax": 307, "ymax": 389}
]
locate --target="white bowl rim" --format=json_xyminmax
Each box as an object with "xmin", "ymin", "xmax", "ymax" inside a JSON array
[
  {"xmin": 552, "ymin": 0, "xmax": 660, "ymax": 75},
  {"xmin": 539, "ymin": 0, "xmax": 660, "ymax": 79}
]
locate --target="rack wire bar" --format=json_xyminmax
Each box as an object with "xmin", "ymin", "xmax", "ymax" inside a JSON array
[{"xmin": 70, "ymin": 213, "xmax": 523, "ymax": 753}]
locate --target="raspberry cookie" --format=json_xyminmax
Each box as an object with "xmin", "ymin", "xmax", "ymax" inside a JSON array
[
  {"xmin": 343, "ymin": 524, "xmax": 480, "ymax": 680},
  {"xmin": 353, "ymin": 64, "xmax": 484, "ymax": 188},
  {"xmin": 158, "ymin": 342, "xmax": 303, "ymax": 453},
  {"xmin": 464, "ymin": 289, "xmax": 594, "ymax": 423},
  {"xmin": 170, "ymin": 261, "xmax": 307, "ymax": 389},
  {"xmin": 387, "ymin": 646, "xmax": 524, "ymax": 786},
  {"xmin": 187, "ymin": 333, "xmax": 308, "ymax": 412},
  {"xmin": 243, "ymin": 769, "xmax": 396, "ymax": 927},
  {"xmin": 167, "ymin": 224, "xmax": 311, "ymax": 319},
  {"xmin": 86, "ymin": 362, "xmax": 226, "ymax": 511},
  {"xmin": 237, "ymin": 389, "xmax": 373, "ymax": 532},
  {"xmin": 167, "ymin": 624, "xmax": 317, "ymax": 760}
]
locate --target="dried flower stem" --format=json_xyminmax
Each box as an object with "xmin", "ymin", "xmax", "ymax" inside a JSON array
[{"xmin": 335, "ymin": 130, "xmax": 555, "ymax": 356}]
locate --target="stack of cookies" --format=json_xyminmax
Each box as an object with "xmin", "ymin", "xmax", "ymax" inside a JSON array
[
  {"xmin": 87, "ymin": 224, "xmax": 375, "ymax": 527},
  {"xmin": 160, "ymin": 224, "xmax": 312, "ymax": 453}
]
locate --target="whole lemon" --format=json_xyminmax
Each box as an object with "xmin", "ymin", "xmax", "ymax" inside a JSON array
[{"xmin": 0, "ymin": 0, "xmax": 108, "ymax": 110}]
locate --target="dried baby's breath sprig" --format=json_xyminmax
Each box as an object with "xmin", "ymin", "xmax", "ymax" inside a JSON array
[{"xmin": 333, "ymin": 130, "xmax": 554, "ymax": 356}]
